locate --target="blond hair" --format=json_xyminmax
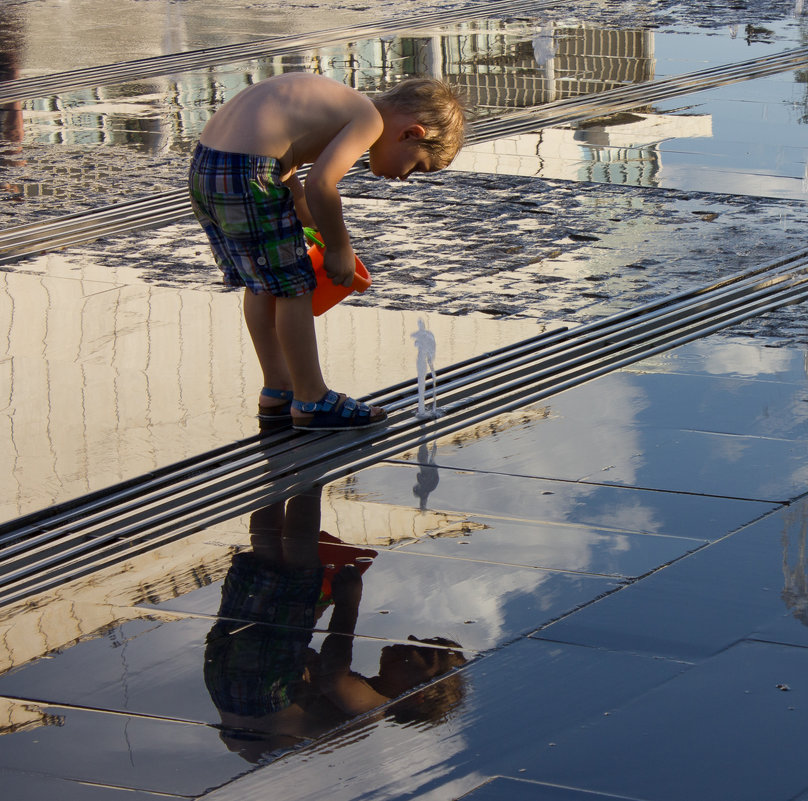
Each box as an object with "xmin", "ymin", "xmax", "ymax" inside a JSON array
[
  {"xmin": 386, "ymin": 636, "xmax": 467, "ymax": 726},
  {"xmin": 374, "ymin": 78, "xmax": 468, "ymax": 168}
]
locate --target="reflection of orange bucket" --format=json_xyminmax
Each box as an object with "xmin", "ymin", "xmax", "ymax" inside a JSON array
[
  {"xmin": 308, "ymin": 242, "xmax": 372, "ymax": 316},
  {"xmin": 317, "ymin": 531, "xmax": 378, "ymax": 606}
]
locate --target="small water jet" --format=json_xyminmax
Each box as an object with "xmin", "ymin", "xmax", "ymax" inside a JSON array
[{"xmin": 411, "ymin": 318, "xmax": 444, "ymax": 420}]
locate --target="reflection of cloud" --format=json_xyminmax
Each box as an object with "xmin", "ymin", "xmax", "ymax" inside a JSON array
[
  {"xmin": 596, "ymin": 501, "xmax": 662, "ymax": 536},
  {"xmin": 369, "ymin": 558, "xmax": 550, "ymax": 646},
  {"xmin": 540, "ymin": 374, "xmax": 648, "ymax": 487},
  {"xmin": 370, "ymin": 748, "xmax": 478, "ymax": 800},
  {"xmin": 689, "ymin": 341, "xmax": 794, "ymax": 377},
  {"xmin": 710, "ymin": 434, "xmax": 750, "ymax": 464},
  {"xmin": 305, "ymin": 719, "xmax": 475, "ymax": 800}
]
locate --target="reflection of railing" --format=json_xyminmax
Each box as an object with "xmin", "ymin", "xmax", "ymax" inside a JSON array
[
  {"xmin": 4, "ymin": 244, "xmax": 808, "ymax": 606},
  {"xmin": 0, "ymin": 0, "xmax": 564, "ymax": 105}
]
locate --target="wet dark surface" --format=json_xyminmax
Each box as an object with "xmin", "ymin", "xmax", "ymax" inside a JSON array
[
  {"xmin": 341, "ymin": 461, "xmax": 777, "ymax": 536},
  {"xmin": 236, "ymin": 636, "xmax": 808, "ymax": 801},
  {"xmin": 4, "ymin": 340, "xmax": 808, "ymax": 798},
  {"xmin": 2, "ymin": 0, "xmax": 808, "ymax": 798},
  {"xmin": 0, "ymin": 766, "xmax": 187, "ymax": 800},
  {"xmin": 214, "ymin": 637, "xmax": 689, "ymax": 800},
  {"xmin": 538, "ymin": 498, "xmax": 808, "ymax": 658},
  {"xmin": 393, "ymin": 371, "xmax": 808, "ymax": 500},
  {"xmin": 0, "ymin": 696, "xmax": 249, "ymax": 795}
]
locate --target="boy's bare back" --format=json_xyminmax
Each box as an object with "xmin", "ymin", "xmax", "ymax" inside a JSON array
[{"xmin": 199, "ymin": 73, "xmax": 382, "ymax": 183}]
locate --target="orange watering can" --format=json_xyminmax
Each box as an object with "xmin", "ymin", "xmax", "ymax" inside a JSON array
[{"xmin": 304, "ymin": 227, "xmax": 372, "ymax": 316}]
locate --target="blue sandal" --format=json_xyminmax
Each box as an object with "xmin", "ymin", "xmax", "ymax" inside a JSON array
[
  {"xmin": 257, "ymin": 387, "xmax": 293, "ymax": 420},
  {"xmin": 292, "ymin": 390, "xmax": 387, "ymax": 431}
]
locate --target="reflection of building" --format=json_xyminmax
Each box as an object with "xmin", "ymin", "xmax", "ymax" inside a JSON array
[
  {"xmin": 12, "ymin": 14, "xmax": 722, "ymax": 195},
  {"xmin": 0, "ymin": 252, "xmax": 535, "ymax": 522},
  {"xmin": 0, "ymin": 698, "xmax": 63, "ymax": 737},
  {"xmin": 450, "ymin": 111, "xmax": 713, "ymax": 185},
  {"xmin": 782, "ymin": 500, "xmax": 808, "ymax": 625},
  {"xmin": 13, "ymin": 17, "xmax": 712, "ymax": 193},
  {"xmin": 441, "ymin": 23, "xmax": 656, "ymax": 111},
  {"xmin": 424, "ymin": 21, "xmax": 711, "ymax": 185},
  {"xmin": 18, "ymin": 20, "xmax": 660, "ymax": 152}
]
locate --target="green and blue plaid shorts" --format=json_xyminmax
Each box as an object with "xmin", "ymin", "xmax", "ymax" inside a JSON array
[{"xmin": 188, "ymin": 143, "xmax": 316, "ymax": 296}]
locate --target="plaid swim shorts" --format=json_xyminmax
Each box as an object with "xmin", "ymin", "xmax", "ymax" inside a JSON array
[{"xmin": 188, "ymin": 142, "xmax": 316, "ymax": 297}]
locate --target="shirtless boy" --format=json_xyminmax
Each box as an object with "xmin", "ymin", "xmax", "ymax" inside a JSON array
[{"xmin": 189, "ymin": 73, "xmax": 466, "ymax": 430}]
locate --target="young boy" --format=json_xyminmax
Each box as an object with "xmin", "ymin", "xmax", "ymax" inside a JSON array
[{"xmin": 189, "ymin": 73, "xmax": 466, "ymax": 431}]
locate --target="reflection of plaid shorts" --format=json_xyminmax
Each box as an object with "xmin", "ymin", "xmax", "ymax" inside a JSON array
[
  {"xmin": 188, "ymin": 142, "xmax": 316, "ymax": 297},
  {"xmin": 204, "ymin": 552, "xmax": 324, "ymax": 716}
]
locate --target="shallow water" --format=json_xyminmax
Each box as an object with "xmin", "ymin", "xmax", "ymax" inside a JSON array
[
  {"xmin": 3, "ymin": 339, "xmax": 808, "ymax": 799},
  {"xmin": 2, "ymin": 5, "xmax": 806, "ymax": 206},
  {"xmin": 3, "ymin": 3, "xmax": 808, "ymax": 797}
]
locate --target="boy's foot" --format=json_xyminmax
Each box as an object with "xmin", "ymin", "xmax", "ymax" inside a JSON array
[
  {"xmin": 257, "ymin": 387, "xmax": 293, "ymax": 420},
  {"xmin": 291, "ymin": 390, "xmax": 387, "ymax": 431}
]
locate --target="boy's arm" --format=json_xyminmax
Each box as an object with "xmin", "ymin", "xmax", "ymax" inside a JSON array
[
  {"xmin": 304, "ymin": 105, "xmax": 383, "ymax": 286},
  {"xmin": 283, "ymin": 170, "xmax": 316, "ymax": 229},
  {"xmin": 319, "ymin": 565, "xmax": 389, "ymax": 716}
]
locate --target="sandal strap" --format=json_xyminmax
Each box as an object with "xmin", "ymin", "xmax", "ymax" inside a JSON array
[
  {"xmin": 292, "ymin": 390, "xmax": 372, "ymax": 418},
  {"xmin": 338, "ymin": 397, "xmax": 372, "ymax": 419},
  {"xmin": 261, "ymin": 387, "xmax": 294, "ymax": 401},
  {"xmin": 292, "ymin": 389, "xmax": 339, "ymax": 414}
]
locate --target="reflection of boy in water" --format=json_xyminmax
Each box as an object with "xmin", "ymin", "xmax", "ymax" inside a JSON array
[{"xmin": 204, "ymin": 486, "xmax": 466, "ymax": 763}]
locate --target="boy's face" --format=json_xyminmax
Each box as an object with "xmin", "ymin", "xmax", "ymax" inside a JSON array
[
  {"xmin": 368, "ymin": 123, "xmax": 438, "ymax": 181},
  {"xmin": 378, "ymin": 642, "xmax": 441, "ymax": 693}
]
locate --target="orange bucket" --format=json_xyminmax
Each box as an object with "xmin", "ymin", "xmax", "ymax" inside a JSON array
[{"xmin": 307, "ymin": 238, "xmax": 372, "ymax": 316}]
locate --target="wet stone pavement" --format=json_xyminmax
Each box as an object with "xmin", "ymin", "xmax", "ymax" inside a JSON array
[
  {"xmin": 8, "ymin": 169, "xmax": 808, "ymax": 335},
  {"xmin": 3, "ymin": 0, "xmax": 808, "ymax": 798},
  {"xmin": 5, "ymin": 341, "xmax": 808, "ymax": 799}
]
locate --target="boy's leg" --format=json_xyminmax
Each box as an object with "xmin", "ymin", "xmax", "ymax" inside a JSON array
[
  {"xmin": 246, "ymin": 289, "xmax": 386, "ymax": 427},
  {"xmin": 273, "ymin": 294, "xmax": 385, "ymax": 426},
  {"xmin": 242, "ymin": 289, "xmax": 302, "ymax": 410},
  {"xmin": 279, "ymin": 485, "xmax": 323, "ymax": 569},
  {"xmin": 244, "ymin": 289, "xmax": 330, "ymax": 408},
  {"xmin": 273, "ymin": 293, "xmax": 330, "ymax": 404}
]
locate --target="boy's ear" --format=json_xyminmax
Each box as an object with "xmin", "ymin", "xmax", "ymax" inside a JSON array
[{"xmin": 399, "ymin": 124, "xmax": 426, "ymax": 141}]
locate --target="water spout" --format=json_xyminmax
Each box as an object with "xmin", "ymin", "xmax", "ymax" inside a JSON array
[{"xmin": 411, "ymin": 318, "xmax": 443, "ymax": 419}]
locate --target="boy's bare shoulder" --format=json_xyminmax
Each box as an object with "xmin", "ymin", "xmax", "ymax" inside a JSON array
[
  {"xmin": 256, "ymin": 72, "xmax": 373, "ymax": 110},
  {"xmin": 200, "ymin": 73, "xmax": 380, "ymax": 168},
  {"xmin": 278, "ymin": 74, "xmax": 382, "ymax": 168}
]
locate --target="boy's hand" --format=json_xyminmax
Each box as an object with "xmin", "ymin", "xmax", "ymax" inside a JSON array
[{"xmin": 323, "ymin": 246, "xmax": 356, "ymax": 288}]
